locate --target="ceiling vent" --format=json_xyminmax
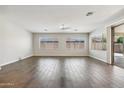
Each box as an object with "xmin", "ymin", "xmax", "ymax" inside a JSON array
[{"xmin": 86, "ymin": 12, "xmax": 94, "ymax": 16}]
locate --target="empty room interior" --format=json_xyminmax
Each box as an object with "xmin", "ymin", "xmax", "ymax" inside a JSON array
[{"xmin": 1, "ymin": 5, "xmax": 124, "ymax": 88}]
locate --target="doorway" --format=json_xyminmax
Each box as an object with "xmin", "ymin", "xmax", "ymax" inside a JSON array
[{"xmin": 113, "ymin": 23, "xmax": 124, "ymax": 68}]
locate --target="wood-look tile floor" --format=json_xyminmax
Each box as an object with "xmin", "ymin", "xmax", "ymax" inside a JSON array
[{"xmin": 0, "ymin": 56, "xmax": 124, "ymax": 88}]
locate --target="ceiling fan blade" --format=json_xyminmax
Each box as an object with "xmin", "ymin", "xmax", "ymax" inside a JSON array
[{"xmin": 61, "ymin": 27, "xmax": 71, "ymax": 30}]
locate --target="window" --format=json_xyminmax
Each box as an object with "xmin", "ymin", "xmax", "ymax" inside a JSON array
[
  {"xmin": 91, "ymin": 32, "xmax": 107, "ymax": 50},
  {"xmin": 66, "ymin": 38, "xmax": 85, "ymax": 49},
  {"xmin": 40, "ymin": 37, "xmax": 59, "ymax": 49}
]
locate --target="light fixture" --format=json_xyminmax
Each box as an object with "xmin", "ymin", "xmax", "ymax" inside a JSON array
[
  {"xmin": 60, "ymin": 24, "xmax": 70, "ymax": 30},
  {"xmin": 86, "ymin": 12, "xmax": 94, "ymax": 16}
]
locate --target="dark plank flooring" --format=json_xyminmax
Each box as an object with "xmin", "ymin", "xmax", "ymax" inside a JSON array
[{"xmin": 0, "ymin": 56, "xmax": 124, "ymax": 88}]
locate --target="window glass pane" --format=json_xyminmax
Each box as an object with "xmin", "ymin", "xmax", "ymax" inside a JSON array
[
  {"xmin": 66, "ymin": 37, "xmax": 85, "ymax": 49},
  {"xmin": 40, "ymin": 37, "xmax": 59, "ymax": 49},
  {"xmin": 91, "ymin": 32, "xmax": 107, "ymax": 50}
]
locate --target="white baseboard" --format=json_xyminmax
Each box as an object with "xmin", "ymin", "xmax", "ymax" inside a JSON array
[
  {"xmin": 0, "ymin": 54, "xmax": 33, "ymax": 67},
  {"xmin": 89, "ymin": 55, "xmax": 107, "ymax": 63},
  {"xmin": 33, "ymin": 53, "xmax": 89, "ymax": 56},
  {"xmin": 33, "ymin": 55, "xmax": 89, "ymax": 57}
]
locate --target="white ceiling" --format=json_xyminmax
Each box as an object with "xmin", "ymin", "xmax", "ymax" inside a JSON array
[{"xmin": 1, "ymin": 5, "xmax": 124, "ymax": 33}]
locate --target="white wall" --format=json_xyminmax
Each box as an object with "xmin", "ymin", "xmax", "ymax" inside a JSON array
[
  {"xmin": 0, "ymin": 16, "xmax": 33, "ymax": 66},
  {"xmin": 89, "ymin": 28, "xmax": 107, "ymax": 63},
  {"xmin": 33, "ymin": 33, "xmax": 89, "ymax": 56}
]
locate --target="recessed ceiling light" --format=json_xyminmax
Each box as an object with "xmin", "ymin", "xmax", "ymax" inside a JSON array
[{"xmin": 86, "ymin": 12, "xmax": 94, "ymax": 16}]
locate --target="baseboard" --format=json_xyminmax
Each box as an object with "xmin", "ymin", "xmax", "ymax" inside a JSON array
[
  {"xmin": 0, "ymin": 54, "xmax": 33, "ymax": 67},
  {"xmin": 89, "ymin": 55, "xmax": 107, "ymax": 63},
  {"xmin": 33, "ymin": 53, "xmax": 89, "ymax": 56},
  {"xmin": 33, "ymin": 55, "xmax": 89, "ymax": 57}
]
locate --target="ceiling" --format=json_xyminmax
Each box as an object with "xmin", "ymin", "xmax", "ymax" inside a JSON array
[{"xmin": 1, "ymin": 5, "xmax": 124, "ymax": 33}]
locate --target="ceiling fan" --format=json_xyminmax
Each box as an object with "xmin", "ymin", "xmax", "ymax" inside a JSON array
[{"xmin": 60, "ymin": 24, "xmax": 71, "ymax": 30}]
